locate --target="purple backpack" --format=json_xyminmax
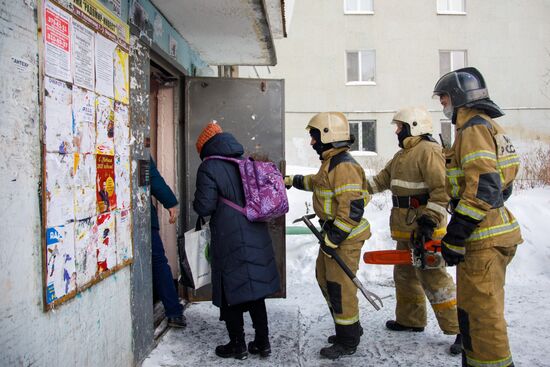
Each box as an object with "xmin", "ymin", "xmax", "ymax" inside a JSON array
[{"xmin": 204, "ymin": 155, "xmax": 289, "ymax": 222}]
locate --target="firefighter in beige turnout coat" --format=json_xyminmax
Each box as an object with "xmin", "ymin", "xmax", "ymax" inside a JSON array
[
  {"xmin": 367, "ymin": 107, "xmax": 461, "ymax": 354},
  {"xmin": 286, "ymin": 112, "xmax": 371, "ymax": 360},
  {"xmin": 433, "ymin": 67, "xmax": 522, "ymax": 367}
]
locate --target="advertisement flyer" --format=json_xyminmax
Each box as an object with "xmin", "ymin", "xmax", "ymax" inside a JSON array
[
  {"xmin": 96, "ymin": 154, "xmax": 117, "ymax": 213},
  {"xmin": 72, "ymin": 86, "xmax": 95, "ymax": 153},
  {"xmin": 95, "ymin": 33, "xmax": 116, "ymax": 98},
  {"xmin": 44, "ymin": 1, "xmax": 72, "ymax": 82},
  {"xmin": 114, "ymin": 48, "xmax": 129, "ymax": 104},
  {"xmin": 45, "ymin": 223, "xmax": 76, "ymax": 304},
  {"xmin": 97, "ymin": 212, "xmax": 116, "ymax": 273},
  {"xmin": 72, "ymin": 19, "xmax": 95, "ymax": 91}
]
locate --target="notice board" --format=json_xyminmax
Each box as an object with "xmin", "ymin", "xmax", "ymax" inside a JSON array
[{"xmin": 39, "ymin": 0, "xmax": 132, "ymax": 310}]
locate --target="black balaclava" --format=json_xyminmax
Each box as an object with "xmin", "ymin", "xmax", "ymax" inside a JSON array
[
  {"xmin": 397, "ymin": 123, "xmax": 412, "ymax": 148},
  {"xmin": 310, "ymin": 128, "xmax": 332, "ymax": 160}
]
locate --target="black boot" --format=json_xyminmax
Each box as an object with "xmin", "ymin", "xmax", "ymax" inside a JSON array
[
  {"xmin": 248, "ymin": 340, "xmax": 271, "ymax": 357},
  {"xmin": 385, "ymin": 320, "xmax": 425, "ymax": 332},
  {"xmin": 320, "ymin": 343, "xmax": 357, "ymax": 360},
  {"xmin": 328, "ymin": 325, "xmax": 364, "ymax": 343},
  {"xmin": 450, "ymin": 334, "xmax": 462, "ymax": 355},
  {"xmin": 215, "ymin": 338, "xmax": 248, "ymax": 360}
]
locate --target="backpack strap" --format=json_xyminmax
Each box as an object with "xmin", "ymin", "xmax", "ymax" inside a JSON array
[{"xmin": 202, "ymin": 155, "xmax": 247, "ymax": 215}]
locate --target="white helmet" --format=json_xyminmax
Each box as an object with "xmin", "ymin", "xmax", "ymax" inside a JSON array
[
  {"xmin": 391, "ymin": 107, "xmax": 433, "ymax": 136},
  {"xmin": 307, "ymin": 112, "xmax": 350, "ymax": 144}
]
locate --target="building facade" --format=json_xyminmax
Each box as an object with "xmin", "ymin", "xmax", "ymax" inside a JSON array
[{"xmin": 243, "ymin": 0, "xmax": 550, "ymax": 167}]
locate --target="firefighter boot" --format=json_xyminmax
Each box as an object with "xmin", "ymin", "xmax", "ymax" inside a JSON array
[
  {"xmin": 247, "ymin": 340, "xmax": 271, "ymax": 357},
  {"xmin": 321, "ymin": 323, "xmax": 360, "ymax": 360},
  {"xmin": 450, "ymin": 334, "xmax": 462, "ymax": 355},
  {"xmin": 386, "ymin": 320, "xmax": 425, "ymax": 332},
  {"xmin": 320, "ymin": 342, "xmax": 357, "ymax": 360},
  {"xmin": 215, "ymin": 335, "xmax": 248, "ymax": 360},
  {"xmin": 327, "ymin": 325, "xmax": 363, "ymax": 343}
]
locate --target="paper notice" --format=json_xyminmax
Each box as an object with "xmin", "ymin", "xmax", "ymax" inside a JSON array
[
  {"xmin": 114, "ymin": 48, "xmax": 129, "ymax": 104},
  {"xmin": 96, "ymin": 95, "xmax": 115, "ymax": 155},
  {"xmin": 96, "ymin": 154, "xmax": 117, "ymax": 213},
  {"xmin": 114, "ymin": 102, "xmax": 129, "ymax": 156},
  {"xmin": 72, "ymin": 20, "xmax": 94, "ymax": 91},
  {"xmin": 116, "ymin": 209, "xmax": 132, "ymax": 264},
  {"xmin": 44, "ymin": 1, "xmax": 72, "ymax": 82},
  {"xmin": 73, "ymin": 87, "xmax": 96, "ymax": 153},
  {"xmin": 45, "ymin": 153, "xmax": 74, "ymax": 227},
  {"xmin": 45, "ymin": 76, "xmax": 73, "ymax": 153},
  {"xmin": 74, "ymin": 153, "xmax": 97, "ymax": 220},
  {"xmin": 75, "ymin": 216, "xmax": 98, "ymax": 288},
  {"xmin": 45, "ymin": 223, "xmax": 76, "ymax": 304},
  {"xmin": 97, "ymin": 212, "xmax": 116, "ymax": 273},
  {"xmin": 95, "ymin": 33, "xmax": 116, "ymax": 98},
  {"xmin": 115, "ymin": 155, "xmax": 131, "ymax": 210}
]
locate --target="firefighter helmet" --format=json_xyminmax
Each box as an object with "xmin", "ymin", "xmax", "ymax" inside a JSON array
[
  {"xmin": 391, "ymin": 107, "xmax": 433, "ymax": 136},
  {"xmin": 432, "ymin": 67, "xmax": 489, "ymax": 107},
  {"xmin": 306, "ymin": 112, "xmax": 350, "ymax": 144}
]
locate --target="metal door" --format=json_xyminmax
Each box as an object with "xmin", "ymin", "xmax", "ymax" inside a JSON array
[{"xmin": 183, "ymin": 77, "xmax": 286, "ymax": 301}]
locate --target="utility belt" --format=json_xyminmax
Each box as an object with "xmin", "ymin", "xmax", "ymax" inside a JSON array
[{"xmin": 392, "ymin": 194, "xmax": 430, "ymax": 209}]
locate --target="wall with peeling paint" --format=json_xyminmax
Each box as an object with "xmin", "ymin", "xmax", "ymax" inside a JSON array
[{"xmin": 0, "ymin": 2, "xmax": 133, "ymax": 366}]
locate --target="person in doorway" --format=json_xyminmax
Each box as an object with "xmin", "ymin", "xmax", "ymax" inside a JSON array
[
  {"xmin": 150, "ymin": 158, "xmax": 186, "ymax": 328},
  {"xmin": 285, "ymin": 112, "xmax": 371, "ymax": 360},
  {"xmin": 193, "ymin": 121, "xmax": 280, "ymax": 360},
  {"xmin": 365, "ymin": 106, "xmax": 461, "ymax": 354},
  {"xmin": 433, "ymin": 67, "xmax": 522, "ymax": 367}
]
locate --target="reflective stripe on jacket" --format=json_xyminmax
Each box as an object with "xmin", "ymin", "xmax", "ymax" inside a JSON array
[
  {"xmin": 295, "ymin": 147, "xmax": 371, "ymax": 244},
  {"xmin": 444, "ymin": 108, "xmax": 522, "ymax": 249},
  {"xmin": 366, "ymin": 136, "xmax": 448, "ymax": 241}
]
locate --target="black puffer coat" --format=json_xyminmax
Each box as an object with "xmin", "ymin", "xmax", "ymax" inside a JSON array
[{"xmin": 193, "ymin": 133, "xmax": 280, "ymax": 307}]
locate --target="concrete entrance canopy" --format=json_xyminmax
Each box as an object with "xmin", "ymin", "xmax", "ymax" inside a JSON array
[{"xmin": 150, "ymin": 0, "xmax": 286, "ymax": 66}]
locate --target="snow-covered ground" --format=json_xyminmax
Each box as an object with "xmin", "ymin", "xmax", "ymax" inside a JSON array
[{"xmin": 143, "ymin": 167, "xmax": 550, "ymax": 367}]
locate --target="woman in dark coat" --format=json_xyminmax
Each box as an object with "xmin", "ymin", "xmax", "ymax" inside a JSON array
[{"xmin": 193, "ymin": 122, "xmax": 280, "ymax": 360}]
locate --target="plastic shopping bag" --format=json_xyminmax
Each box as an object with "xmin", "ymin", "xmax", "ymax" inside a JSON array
[{"xmin": 182, "ymin": 217, "xmax": 211, "ymax": 289}]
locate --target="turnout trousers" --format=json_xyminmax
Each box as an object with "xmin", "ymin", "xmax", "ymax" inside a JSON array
[
  {"xmin": 316, "ymin": 240, "xmax": 363, "ymax": 347},
  {"xmin": 458, "ymin": 245, "xmax": 517, "ymax": 367},
  {"xmin": 394, "ymin": 241, "xmax": 459, "ymax": 334}
]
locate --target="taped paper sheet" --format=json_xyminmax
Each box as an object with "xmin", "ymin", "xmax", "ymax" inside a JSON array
[
  {"xmin": 45, "ymin": 76, "xmax": 73, "ymax": 154},
  {"xmin": 45, "ymin": 223, "xmax": 76, "ymax": 304},
  {"xmin": 46, "ymin": 153, "xmax": 74, "ymax": 226}
]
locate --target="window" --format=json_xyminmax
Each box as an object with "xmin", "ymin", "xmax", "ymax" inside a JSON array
[
  {"xmin": 440, "ymin": 119, "xmax": 455, "ymax": 148},
  {"xmin": 439, "ymin": 50, "xmax": 467, "ymax": 76},
  {"xmin": 346, "ymin": 50, "xmax": 376, "ymax": 84},
  {"xmin": 349, "ymin": 120, "xmax": 376, "ymax": 152},
  {"xmin": 437, "ymin": 0, "xmax": 465, "ymax": 14},
  {"xmin": 344, "ymin": 0, "xmax": 374, "ymax": 14}
]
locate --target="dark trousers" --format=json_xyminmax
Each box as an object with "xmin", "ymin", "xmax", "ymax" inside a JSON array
[
  {"xmin": 152, "ymin": 228, "xmax": 183, "ymax": 318},
  {"xmin": 220, "ymin": 294, "xmax": 269, "ymax": 346}
]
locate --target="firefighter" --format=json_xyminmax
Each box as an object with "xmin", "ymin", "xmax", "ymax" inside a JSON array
[
  {"xmin": 366, "ymin": 106, "xmax": 461, "ymax": 354},
  {"xmin": 285, "ymin": 112, "xmax": 371, "ymax": 360},
  {"xmin": 433, "ymin": 67, "xmax": 522, "ymax": 367}
]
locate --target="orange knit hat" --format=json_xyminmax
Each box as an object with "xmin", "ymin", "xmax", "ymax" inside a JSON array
[{"xmin": 196, "ymin": 121, "xmax": 223, "ymax": 154}]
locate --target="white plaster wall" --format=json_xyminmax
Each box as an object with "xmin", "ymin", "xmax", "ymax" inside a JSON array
[
  {"xmin": 0, "ymin": 2, "xmax": 133, "ymax": 365},
  {"xmin": 241, "ymin": 0, "xmax": 550, "ymax": 166}
]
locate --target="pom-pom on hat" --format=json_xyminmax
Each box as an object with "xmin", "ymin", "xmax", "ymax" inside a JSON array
[{"xmin": 196, "ymin": 120, "xmax": 223, "ymax": 154}]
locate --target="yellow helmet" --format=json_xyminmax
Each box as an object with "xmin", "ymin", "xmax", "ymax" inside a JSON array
[
  {"xmin": 307, "ymin": 112, "xmax": 350, "ymax": 144},
  {"xmin": 391, "ymin": 107, "xmax": 433, "ymax": 136}
]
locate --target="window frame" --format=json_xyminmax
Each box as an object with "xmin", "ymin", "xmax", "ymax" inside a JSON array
[
  {"xmin": 439, "ymin": 49, "xmax": 468, "ymax": 76},
  {"xmin": 440, "ymin": 119, "xmax": 455, "ymax": 148},
  {"xmin": 436, "ymin": 0, "xmax": 466, "ymax": 15},
  {"xmin": 349, "ymin": 119, "xmax": 377, "ymax": 153},
  {"xmin": 344, "ymin": 0, "xmax": 374, "ymax": 15},
  {"xmin": 345, "ymin": 50, "xmax": 376, "ymax": 85}
]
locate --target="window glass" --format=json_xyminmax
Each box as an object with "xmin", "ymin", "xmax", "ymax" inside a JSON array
[
  {"xmin": 346, "ymin": 52, "xmax": 359, "ymax": 82},
  {"xmin": 349, "ymin": 122, "xmax": 360, "ymax": 151},
  {"xmin": 360, "ymin": 51, "xmax": 376, "ymax": 82},
  {"xmin": 362, "ymin": 120, "xmax": 376, "ymax": 151},
  {"xmin": 439, "ymin": 50, "xmax": 467, "ymax": 75},
  {"xmin": 345, "ymin": 0, "xmax": 373, "ymax": 13},
  {"xmin": 437, "ymin": 0, "xmax": 465, "ymax": 13}
]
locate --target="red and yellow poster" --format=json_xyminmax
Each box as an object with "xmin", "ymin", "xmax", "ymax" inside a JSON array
[{"xmin": 96, "ymin": 154, "xmax": 116, "ymax": 213}]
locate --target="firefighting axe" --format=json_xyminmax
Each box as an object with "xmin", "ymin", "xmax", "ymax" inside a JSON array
[{"xmin": 293, "ymin": 214, "xmax": 384, "ymax": 311}]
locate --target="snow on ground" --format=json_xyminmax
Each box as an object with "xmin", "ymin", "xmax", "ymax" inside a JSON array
[{"xmin": 143, "ymin": 167, "xmax": 550, "ymax": 367}]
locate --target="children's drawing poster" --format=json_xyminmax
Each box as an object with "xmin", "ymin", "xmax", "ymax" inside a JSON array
[
  {"xmin": 96, "ymin": 154, "xmax": 116, "ymax": 213},
  {"xmin": 97, "ymin": 212, "xmax": 116, "ymax": 273},
  {"xmin": 116, "ymin": 210, "xmax": 132, "ymax": 264},
  {"xmin": 44, "ymin": 1, "xmax": 72, "ymax": 82},
  {"xmin": 74, "ymin": 217, "xmax": 98, "ymax": 288},
  {"xmin": 115, "ymin": 155, "xmax": 131, "ymax": 210},
  {"xmin": 45, "ymin": 76, "xmax": 73, "ymax": 154},
  {"xmin": 46, "ymin": 153, "xmax": 74, "ymax": 227},
  {"xmin": 114, "ymin": 102, "xmax": 129, "ymax": 156},
  {"xmin": 45, "ymin": 224, "xmax": 76, "ymax": 304},
  {"xmin": 72, "ymin": 87, "xmax": 95, "ymax": 154},
  {"xmin": 74, "ymin": 153, "xmax": 96, "ymax": 220},
  {"xmin": 114, "ymin": 48, "xmax": 129, "ymax": 104},
  {"xmin": 96, "ymin": 95, "xmax": 115, "ymax": 155}
]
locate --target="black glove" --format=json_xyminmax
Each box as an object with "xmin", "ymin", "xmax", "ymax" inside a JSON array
[
  {"xmin": 441, "ymin": 214, "xmax": 478, "ymax": 266},
  {"xmin": 416, "ymin": 215, "xmax": 437, "ymax": 242}
]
